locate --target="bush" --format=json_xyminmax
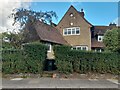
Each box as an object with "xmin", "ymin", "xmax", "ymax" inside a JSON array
[
  {"xmin": 2, "ymin": 43, "xmax": 48, "ymax": 75},
  {"xmin": 23, "ymin": 43, "xmax": 47, "ymax": 74},
  {"xmin": 53, "ymin": 45, "xmax": 73, "ymax": 74},
  {"xmin": 53, "ymin": 45, "xmax": 119, "ymax": 74},
  {"xmin": 2, "ymin": 49, "xmax": 25, "ymax": 74}
]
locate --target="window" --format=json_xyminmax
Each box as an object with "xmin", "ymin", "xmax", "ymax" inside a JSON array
[
  {"xmin": 72, "ymin": 29, "xmax": 75, "ymax": 34},
  {"xmin": 76, "ymin": 28, "xmax": 80, "ymax": 35},
  {"xmin": 99, "ymin": 38, "xmax": 101, "ymax": 41},
  {"xmin": 77, "ymin": 47, "xmax": 81, "ymax": 50},
  {"xmin": 46, "ymin": 43, "xmax": 52, "ymax": 52},
  {"xmin": 63, "ymin": 27, "xmax": 80, "ymax": 36},
  {"xmin": 70, "ymin": 13, "xmax": 74, "ymax": 17},
  {"xmin": 82, "ymin": 47, "xmax": 87, "ymax": 50},
  {"xmin": 98, "ymin": 35, "xmax": 103, "ymax": 42},
  {"xmin": 95, "ymin": 48, "xmax": 103, "ymax": 52},
  {"xmin": 72, "ymin": 46, "xmax": 88, "ymax": 51},
  {"xmin": 70, "ymin": 23, "xmax": 73, "ymax": 26},
  {"xmin": 68, "ymin": 29, "xmax": 71, "ymax": 35},
  {"xmin": 64, "ymin": 29, "xmax": 67, "ymax": 35}
]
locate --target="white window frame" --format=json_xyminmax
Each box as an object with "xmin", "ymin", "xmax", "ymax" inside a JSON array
[
  {"xmin": 98, "ymin": 35, "xmax": 104, "ymax": 42},
  {"xmin": 46, "ymin": 43, "xmax": 52, "ymax": 52},
  {"xmin": 94, "ymin": 48, "xmax": 102, "ymax": 52},
  {"xmin": 63, "ymin": 27, "xmax": 80, "ymax": 36},
  {"xmin": 72, "ymin": 45, "xmax": 88, "ymax": 51}
]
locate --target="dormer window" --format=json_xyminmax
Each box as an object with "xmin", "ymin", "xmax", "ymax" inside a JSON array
[{"xmin": 98, "ymin": 35, "xmax": 103, "ymax": 42}]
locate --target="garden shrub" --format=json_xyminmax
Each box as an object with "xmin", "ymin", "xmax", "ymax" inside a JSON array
[
  {"xmin": 2, "ymin": 43, "xmax": 48, "ymax": 75},
  {"xmin": 53, "ymin": 45, "xmax": 119, "ymax": 74},
  {"xmin": 2, "ymin": 49, "xmax": 25, "ymax": 74},
  {"xmin": 23, "ymin": 43, "xmax": 47, "ymax": 74},
  {"xmin": 53, "ymin": 45, "xmax": 73, "ymax": 74}
]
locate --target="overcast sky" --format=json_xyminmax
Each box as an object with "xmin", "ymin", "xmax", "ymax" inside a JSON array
[{"xmin": 0, "ymin": 1, "xmax": 119, "ymax": 33}]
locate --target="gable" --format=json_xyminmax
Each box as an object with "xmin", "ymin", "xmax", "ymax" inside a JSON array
[{"xmin": 57, "ymin": 5, "xmax": 92, "ymax": 30}]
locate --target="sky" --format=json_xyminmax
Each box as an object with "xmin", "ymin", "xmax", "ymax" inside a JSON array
[
  {"xmin": 30, "ymin": 2, "xmax": 118, "ymax": 26},
  {"xmin": 0, "ymin": 1, "xmax": 119, "ymax": 33}
]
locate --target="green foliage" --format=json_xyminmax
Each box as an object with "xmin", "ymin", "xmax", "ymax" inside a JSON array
[
  {"xmin": 53, "ymin": 45, "xmax": 73, "ymax": 74},
  {"xmin": 10, "ymin": 8, "xmax": 58, "ymax": 28},
  {"xmin": 2, "ymin": 43, "xmax": 47, "ymax": 75},
  {"xmin": 2, "ymin": 49, "xmax": 25, "ymax": 74},
  {"xmin": 53, "ymin": 45, "xmax": 119, "ymax": 74},
  {"xmin": 103, "ymin": 28, "xmax": 119, "ymax": 52},
  {"xmin": 23, "ymin": 43, "xmax": 47, "ymax": 74},
  {"xmin": 2, "ymin": 32, "xmax": 24, "ymax": 49}
]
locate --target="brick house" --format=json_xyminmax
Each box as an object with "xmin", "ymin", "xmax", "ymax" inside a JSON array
[{"xmin": 25, "ymin": 5, "xmax": 117, "ymax": 59}]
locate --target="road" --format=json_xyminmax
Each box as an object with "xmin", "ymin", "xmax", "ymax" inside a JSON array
[{"xmin": 1, "ymin": 78, "xmax": 119, "ymax": 89}]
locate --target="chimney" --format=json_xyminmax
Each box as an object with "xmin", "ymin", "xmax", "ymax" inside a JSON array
[
  {"xmin": 80, "ymin": 9, "xmax": 85, "ymax": 17},
  {"xmin": 109, "ymin": 22, "xmax": 116, "ymax": 27}
]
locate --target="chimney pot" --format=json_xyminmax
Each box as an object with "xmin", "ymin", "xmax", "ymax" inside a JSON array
[
  {"xmin": 81, "ymin": 9, "xmax": 83, "ymax": 12},
  {"xmin": 109, "ymin": 22, "xmax": 116, "ymax": 27},
  {"xmin": 80, "ymin": 8, "xmax": 85, "ymax": 17}
]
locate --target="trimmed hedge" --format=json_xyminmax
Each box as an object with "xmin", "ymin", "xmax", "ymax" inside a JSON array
[
  {"xmin": 2, "ymin": 43, "xmax": 47, "ymax": 74},
  {"xmin": 23, "ymin": 43, "xmax": 47, "ymax": 74},
  {"xmin": 53, "ymin": 45, "xmax": 119, "ymax": 74},
  {"xmin": 53, "ymin": 45, "xmax": 73, "ymax": 74},
  {"xmin": 2, "ymin": 49, "xmax": 25, "ymax": 74}
]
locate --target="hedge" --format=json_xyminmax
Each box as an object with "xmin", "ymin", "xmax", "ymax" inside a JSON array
[
  {"xmin": 53, "ymin": 45, "xmax": 119, "ymax": 74},
  {"xmin": 2, "ymin": 43, "xmax": 47, "ymax": 74},
  {"xmin": 53, "ymin": 45, "xmax": 73, "ymax": 74},
  {"xmin": 23, "ymin": 43, "xmax": 47, "ymax": 74},
  {"xmin": 2, "ymin": 49, "xmax": 25, "ymax": 74}
]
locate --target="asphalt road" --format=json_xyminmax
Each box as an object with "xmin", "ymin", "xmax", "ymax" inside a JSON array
[{"xmin": 1, "ymin": 78, "xmax": 119, "ymax": 89}]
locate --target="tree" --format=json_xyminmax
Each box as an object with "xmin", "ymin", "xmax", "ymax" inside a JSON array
[
  {"xmin": 10, "ymin": 8, "xmax": 58, "ymax": 29},
  {"xmin": 4, "ymin": 8, "xmax": 58, "ymax": 49},
  {"xmin": 11, "ymin": 8, "xmax": 57, "ymax": 41},
  {"xmin": 103, "ymin": 28, "xmax": 119, "ymax": 52},
  {"xmin": 2, "ymin": 31, "xmax": 24, "ymax": 49}
]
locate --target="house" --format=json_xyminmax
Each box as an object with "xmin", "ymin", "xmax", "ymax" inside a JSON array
[
  {"xmin": 25, "ymin": 5, "xmax": 117, "ymax": 59},
  {"xmin": 56, "ymin": 5, "xmax": 117, "ymax": 52}
]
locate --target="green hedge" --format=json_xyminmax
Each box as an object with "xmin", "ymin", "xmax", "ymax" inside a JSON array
[
  {"xmin": 23, "ymin": 43, "xmax": 47, "ymax": 74},
  {"xmin": 53, "ymin": 45, "xmax": 119, "ymax": 74},
  {"xmin": 53, "ymin": 45, "xmax": 73, "ymax": 74},
  {"xmin": 2, "ymin": 43, "xmax": 47, "ymax": 74},
  {"xmin": 2, "ymin": 49, "xmax": 25, "ymax": 74}
]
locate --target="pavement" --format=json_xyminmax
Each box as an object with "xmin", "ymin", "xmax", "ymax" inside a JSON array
[{"xmin": 1, "ymin": 78, "xmax": 119, "ymax": 89}]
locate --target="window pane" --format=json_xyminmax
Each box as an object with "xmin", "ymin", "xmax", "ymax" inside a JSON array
[
  {"xmin": 46, "ymin": 43, "xmax": 51, "ymax": 52},
  {"xmin": 76, "ymin": 30, "xmax": 80, "ymax": 34},
  {"xmin": 77, "ymin": 47, "xmax": 81, "ymax": 50},
  {"xmin": 72, "ymin": 29, "xmax": 75, "ymax": 34},
  {"xmin": 76, "ymin": 28, "xmax": 80, "ymax": 34},
  {"xmin": 99, "ymin": 38, "xmax": 101, "ymax": 40},
  {"xmin": 68, "ymin": 29, "xmax": 71, "ymax": 35},
  {"xmin": 72, "ymin": 47, "xmax": 76, "ymax": 50},
  {"xmin": 64, "ymin": 29, "xmax": 67, "ymax": 35},
  {"xmin": 82, "ymin": 47, "xmax": 86, "ymax": 50}
]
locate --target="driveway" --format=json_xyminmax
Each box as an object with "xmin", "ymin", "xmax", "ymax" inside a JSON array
[{"xmin": 1, "ymin": 78, "xmax": 119, "ymax": 89}]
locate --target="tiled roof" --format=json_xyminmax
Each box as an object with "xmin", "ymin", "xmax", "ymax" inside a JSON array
[
  {"xmin": 91, "ymin": 38, "xmax": 105, "ymax": 48},
  {"xmin": 34, "ymin": 21, "xmax": 68, "ymax": 45},
  {"xmin": 93, "ymin": 26, "xmax": 112, "ymax": 35},
  {"xmin": 92, "ymin": 26, "xmax": 118, "ymax": 48}
]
